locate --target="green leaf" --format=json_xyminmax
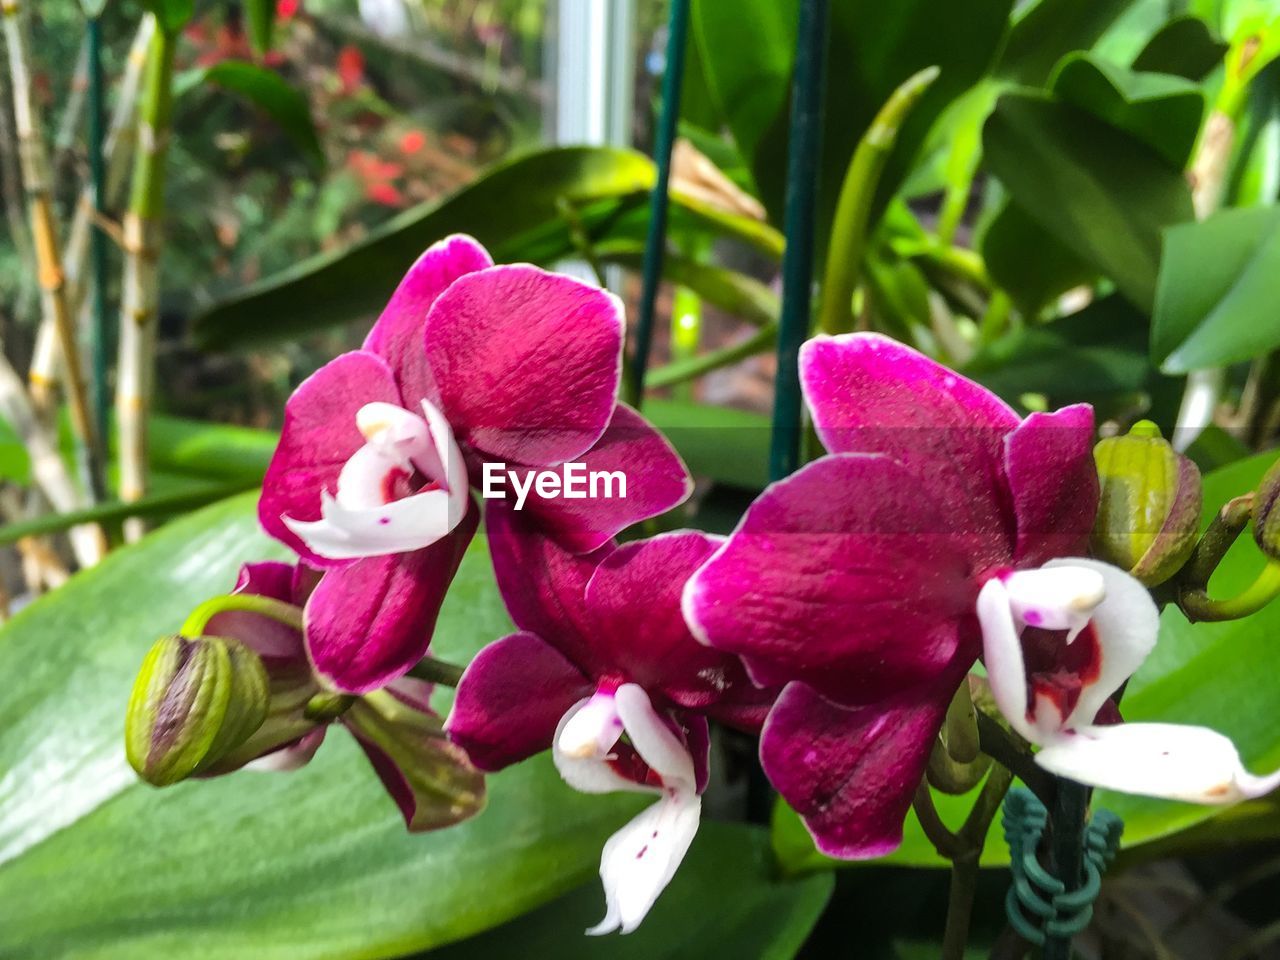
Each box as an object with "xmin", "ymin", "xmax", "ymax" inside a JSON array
[
  {"xmin": 1050, "ymin": 53, "xmax": 1205, "ymax": 168},
  {"xmin": 428, "ymin": 822, "xmax": 833, "ymax": 960},
  {"xmin": 148, "ymin": 415, "xmax": 278, "ymax": 484},
  {"xmin": 997, "ymin": 0, "xmax": 1141, "ymax": 85},
  {"xmin": 980, "ymin": 200, "xmax": 1098, "ymax": 317},
  {"xmin": 774, "ymin": 452, "xmax": 1280, "ymax": 874},
  {"xmin": 139, "ymin": 0, "xmax": 194, "ymax": 33},
  {"xmin": 644, "ymin": 400, "xmax": 770, "ymax": 492},
  {"xmin": 1152, "ymin": 205, "xmax": 1280, "ymax": 373},
  {"xmin": 0, "ymin": 495, "xmax": 646, "ymax": 958},
  {"xmin": 245, "ymin": 0, "xmax": 275, "ymax": 57},
  {"xmin": 177, "ymin": 61, "xmax": 323, "ymax": 169},
  {"xmin": 692, "ymin": 0, "xmax": 1014, "ymax": 242},
  {"xmin": 79, "ymin": 0, "xmax": 109, "ymax": 17},
  {"xmin": 983, "ymin": 91, "xmax": 1194, "ymax": 313},
  {"xmin": 193, "ymin": 147, "xmax": 654, "ymax": 349},
  {"xmin": 0, "ymin": 414, "xmax": 31, "ymax": 486},
  {"xmin": 1131, "ymin": 15, "xmax": 1229, "ymax": 80}
]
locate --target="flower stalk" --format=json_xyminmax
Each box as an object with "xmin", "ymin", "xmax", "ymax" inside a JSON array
[
  {"xmin": 118, "ymin": 21, "xmax": 177, "ymax": 538},
  {"xmin": 2, "ymin": 0, "xmax": 106, "ymax": 503}
]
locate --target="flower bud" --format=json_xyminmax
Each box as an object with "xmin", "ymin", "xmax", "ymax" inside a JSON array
[
  {"xmin": 1253, "ymin": 458, "xmax": 1280, "ymax": 561},
  {"xmin": 1092, "ymin": 421, "xmax": 1202, "ymax": 586},
  {"xmin": 344, "ymin": 688, "xmax": 486, "ymax": 831},
  {"xmin": 125, "ymin": 634, "xmax": 270, "ymax": 786}
]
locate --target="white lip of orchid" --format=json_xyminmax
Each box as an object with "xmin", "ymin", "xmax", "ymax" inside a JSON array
[
  {"xmin": 282, "ymin": 398, "xmax": 468, "ymax": 560},
  {"xmin": 551, "ymin": 684, "xmax": 702, "ymax": 936},
  {"xmin": 556, "ymin": 689, "xmax": 625, "ymax": 760},
  {"xmin": 981, "ymin": 557, "xmax": 1280, "ymax": 806},
  {"xmin": 1003, "ymin": 564, "xmax": 1106, "ymax": 643}
]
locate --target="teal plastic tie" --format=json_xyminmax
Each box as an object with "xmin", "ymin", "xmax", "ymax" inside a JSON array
[{"xmin": 1002, "ymin": 788, "xmax": 1123, "ymax": 946}]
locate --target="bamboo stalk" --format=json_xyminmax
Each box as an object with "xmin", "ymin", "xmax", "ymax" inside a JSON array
[
  {"xmin": 0, "ymin": 348, "xmax": 104, "ymax": 566},
  {"xmin": 0, "ymin": 63, "xmax": 35, "ymax": 320},
  {"xmin": 117, "ymin": 23, "xmax": 176, "ymax": 540},
  {"xmin": 30, "ymin": 16, "xmax": 153, "ymax": 395},
  {"xmin": 1, "ymin": 0, "xmax": 105, "ymax": 502}
]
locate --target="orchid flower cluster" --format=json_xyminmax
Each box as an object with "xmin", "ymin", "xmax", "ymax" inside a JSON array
[{"xmin": 128, "ymin": 237, "xmax": 1280, "ymax": 936}]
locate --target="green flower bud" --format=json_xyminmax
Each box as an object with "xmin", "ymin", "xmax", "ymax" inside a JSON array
[
  {"xmin": 1253, "ymin": 457, "xmax": 1280, "ymax": 560},
  {"xmin": 1092, "ymin": 420, "xmax": 1202, "ymax": 586},
  {"xmin": 125, "ymin": 634, "xmax": 270, "ymax": 786}
]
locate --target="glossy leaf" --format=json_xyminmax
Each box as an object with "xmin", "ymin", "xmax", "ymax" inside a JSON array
[
  {"xmin": 981, "ymin": 200, "xmax": 1098, "ymax": 317},
  {"xmin": 177, "ymin": 61, "xmax": 323, "ymax": 168},
  {"xmin": 692, "ymin": 0, "xmax": 1013, "ymax": 241},
  {"xmin": 428, "ymin": 822, "xmax": 833, "ymax": 960},
  {"xmin": 1051, "ymin": 53, "xmax": 1205, "ymax": 168},
  {"xmin": 1152, "ymin": 205, "xmax": 1280, "ymax": 373},
  {"xmin": 996, "ymin": 0, "xmax": 1140, "ymax": 85},
  {"xmin": 983, "ymin": 91, "xmax": 1194, "ymax": 312},
  {"xmin": 773, "ymin": 452, "xmax": 1280, "ymax": 873},
  {"xmin": 1131, "ymin": 15, "xmax": 1228, "ymax": 79},
  {"xmin": 0, "ymin": 495, "xmax": 647, "ymax": 958}
]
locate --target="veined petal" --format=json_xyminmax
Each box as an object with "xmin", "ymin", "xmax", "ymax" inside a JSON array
[
  {"xmin": 1036, "ymin": 723, "xmax": 1280, "ymax": 804},
  {"xmin": 445, "ymin": 631, "xmax": 592, "ymax": 771},
  {"xmin": 1046, "ymin": 558, "xmax": 1158, "ymax": 731},
  {"xmin": 587, "ymin": 792, "xmax": 702, "ymax": 936},
  {"xmin": 364, "ymin": 234, "xmax": 493, "ymax": 396},
  {"xmin": 422, "ymin": 264, "xmax": 624, "ymax": 466},
  {"xmin": 260, "ymin": 351, "xmax": 401, "ymax": 565}
]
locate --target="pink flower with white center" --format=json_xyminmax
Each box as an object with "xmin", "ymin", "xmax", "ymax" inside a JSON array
[
  {"xmin": 258, "ymin": 235, "xmax": 691, "ymax": 691},
  {"xmin": 980, "ymin": 557, "xmax": 1280, "ymax": 803},
  {"xmin": 446, "ymin": 506, "xmax": 775, "ymax": 934}
]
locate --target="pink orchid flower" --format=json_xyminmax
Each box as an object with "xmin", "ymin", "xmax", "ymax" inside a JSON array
[
  {"xmin": 446, "ymin": 506, "xmax": 774, "ymax": 934},
  {"xmin": 684, "ymin": 333, "xmax": 1279, "ymax": 859},
  {"xmin": 258, "ymin": 235, "xmax": 690, "ymax": 690}
]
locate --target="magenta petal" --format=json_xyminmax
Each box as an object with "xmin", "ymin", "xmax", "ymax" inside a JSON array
[
  {"xmin": 1005, "ymin": 404, "xmax": 1099, "ymax": 566},
  {"xmin": 486, "ymin": 501, "xmax": 610, "ymax": 674},
  {"xmin": 446, "ymin": 631, "xmax": 592, "ymax": 771},
  {"xmin": 586, "ymin": 530, "xmax": 745, "ymax": 708},
  {"xmin": 799, "ymin": 334, "xmax": 1018, "ymax": 541},
  {"xmin": 204, "ymin": 561, "xmax": 306, "ymax": 664},
  {"xmin": 364, "ymin": 235, "xmax": 493, "ymax": 397},
  {"xmin": 304, "ymin": 504, "xmax": 478, "ymax": 693},
  {"xmin": 685, "ymin": 454, "xmax": 977, "ymax": 701},
  {"xmin": 761, "ymin": 680, "xmax": 950, "ymax": 859},
  {"xmin": 259, "ymin": 351, "xmax": 402, "ymax": 565},
  {"xmin": 423, "ymin": 264, "xmax": 623, "ymax": 466},
  {"xmin": 503, "ymin": 403, "xmax": 693, "ymax": 553}
]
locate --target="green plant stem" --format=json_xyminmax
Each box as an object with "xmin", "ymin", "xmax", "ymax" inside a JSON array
[
  {"xmin": 647, "ymin": 323, "xmax": 778, "ymax": 388},
  {"xmin": 816, "ymin": 65, "xmax": 940, "ymax": 336},
  {"xmin": 181, "ymin": 593, "xmax": 304, "ymax": 638},
  {"xmin": 86, "ymin": 14, "xmax": 109, "ymax": 447},
  {"xmin": 1182, "ymin": 494, "xmax": 1252, "ymax": 587},
  {"xmin": 1181, "ymin": 560, "xmax": 1280, "ymax": 622},
  {"xmin": 407, "ymin": 656, "xmax": 466, "ymax": 688},
  {"xmin": 975, "ymin": 710, "xmax": 1054, "ymax": 803},
  {"xmin": 626, "ymin": 0, "xmax": 689, "ymax": 410},
  {"xmin": 769, "ymin": 0, "xmax": 828, "ymax": 481}
]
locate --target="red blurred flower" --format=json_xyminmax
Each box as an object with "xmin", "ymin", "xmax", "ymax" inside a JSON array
[
  {"xmin": 399, "ymin": 130, "xmax": 427, "ymax": 156},
  {"xmin": 277, "ymin": 0, "xmax": 301, "ymax": 21},
  {"xmin": 337, "ymin": 45, "xmax": 365, "ymax": 95},
  {"xmin": 346, "ymin": 149, "xmax": 406, "ymax": 207}
]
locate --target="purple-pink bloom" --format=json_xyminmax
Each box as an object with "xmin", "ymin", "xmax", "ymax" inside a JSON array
[
  {"xmin": 446, "ymin": 506, "xmax": 775, "ymax": 933},
  {"xmin": 683, "ymin": 333, "xmax": 1100, "ymax": 858},
  {"xmin": 200, "ymin": 560, "xmax": 485, "ymax": 829}
]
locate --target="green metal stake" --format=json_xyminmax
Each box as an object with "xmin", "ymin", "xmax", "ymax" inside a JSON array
[
  {"xmin": 1043, "ymin": 780, "xmax": 1090, "ymax": 959},
  {"xmin": 625, "ymin": 0, "xmax": 690, "ymax": 411},
  {"xmin": 86, "ymin": 13, "xmax": 109, "ymax": 453},
  {"xmin": 769, "ymin": 0, "xmax": 828, "ymax": 481}
]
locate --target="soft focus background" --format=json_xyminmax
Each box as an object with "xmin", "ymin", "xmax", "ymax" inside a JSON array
[{"xmin": 0, "ymin": 1, "xmax": 1279, "ymax": 958}]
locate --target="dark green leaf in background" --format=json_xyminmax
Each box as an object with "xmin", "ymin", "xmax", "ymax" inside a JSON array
[
  {"xmin": 983, "ymin": 91, "xmax": 1195, "ymax": 313},
  {"xmin": 996, "ymin": 0, "xmax": 1140, "ymax": 85},
  {"xmin": 1131, "ymin": 14, "xmax": 1229, "ymax": 79},
  {"xmin": 980, "ymin": 200, "xmax": 1099, "ymax": 317},
  {"xmin": 0, "ymin": 496, "xmax": 649, "ymax": 959},
  {"xmin": 245, "ymin": 0, "xmax": 276, "ymax": 57},
  {"xmin": 1152, "ymin": 205, "xmax": 1280, "ymax": 372}
]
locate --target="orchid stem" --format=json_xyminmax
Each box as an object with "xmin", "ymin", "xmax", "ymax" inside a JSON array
[
  {"xmin": 1180, "ymin": 560, "xmax": 1280, "ymax": 622},
  {"xmin": 647, "ymin": 323, "xmax": 778, "ymax": 389},
  {"xmin": 407, "ymin": 656, "xmax": 465, "ymax": 688},
  {"xmin": 816, "ymin": 65, "xmax": 940, "ymax": 336},
  {"xmin": 1042, "ymin": 779, "xmax": 1090, "ymax": 960},
  {"xmin": 1181, "ymin": 493, "xmax": 1252, "ymax": 587},
  {"xmin": 180, "ymin": 594, "xmax": 304, "ymax": 638}
]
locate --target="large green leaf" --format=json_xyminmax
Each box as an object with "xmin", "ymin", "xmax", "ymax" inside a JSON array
[
  {"xmin": 0, "ymin": 495, "xmax": 646, "ymax": 958},
  {"xmin": 429, "ymin": 822, "xmax": 833, "ymax": 960},
  {"xmin": 1151, "ymin": 205, "xmax": 1280, "ymax": 373},
  {"xmin": 980, "ymin": 200, "xmax": 1098, "ymax": 317},
  {"xmin": 176, "ymin": 61, "xmax": 323, "ymax": 168},
  {"xmin": 692, "ymin": 0, "xmax": 1013, "ymax": 240},
  {"xmin": 194, "ymin": 148, "xmax": 652, "ymax": 349},
  {"xmin": 983, "ymin": 91, "xmax": 1194, "ymax": 313},
  {"xmin": 1050, "ymin": 53, "xmax": 1205, "ymax": 168},
  {"xmin": 996, "ymin": 0, "xmax": 1140, "ymax": 85},
  {"xmin": 1131, "ymin": 15, "xmax": 1228, "ymax": 79},
  {"xmin": 773, "ymin": 451, "xmax": 1280, "ymax": 873}
]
